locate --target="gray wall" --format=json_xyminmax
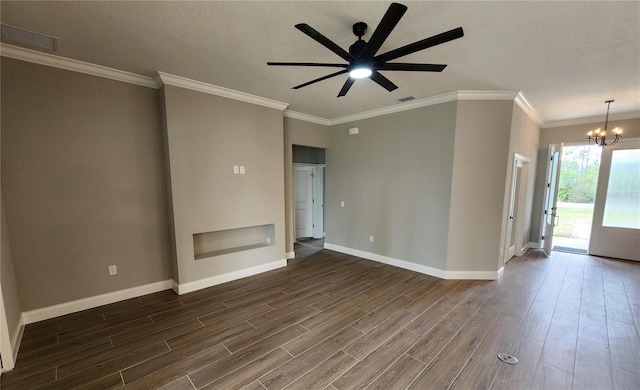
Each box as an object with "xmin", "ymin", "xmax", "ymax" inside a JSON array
[
  {"xmin": 1, "ymin": 58, "xmax": 172, "ymax": 310},
  {"xmin": 530, "ymin": 117, "xmax": 640, "ymax": 242},
  {"xmin": 326, "ymin": 102, "xmax": 457, "ymax": 270},
  {"xmin": 446, "ymin": 100, "xmax": 515, "ymax": 272},
  {"xmin": 288, "ymin": 118, "xmax": 331, "ymax": 147},
  {"xmin": 504, "ymin": 103, "xmax": 540, "ymax": 254},
  {"xmin": 325, "ymin": 100, "xmax": 538, "ymax": 276},
  {"xmin": 162, "ymin": 85, "xmax": 285, "ymax": 285}
]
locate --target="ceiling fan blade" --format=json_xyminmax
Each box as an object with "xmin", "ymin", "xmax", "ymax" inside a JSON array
[
  {"xmin": 292, "ymin": 69, "xmax": 348, "ymax": 89},
  {"xmin": 267, "ymin": 62, "xmax": 347, "ymax": 68},
  {"xmin": 375, "ymin": 27, "xmax": 464, "ymax": 62},
  {"xmin": 370, "ymin": 71, "xmax": 398, "ymax": 92},
  {"xmin": 295, "ymin": 23, "xmax": 354, "ymax": 62},
  {"xmin": 377, "ymin": 63, "xmax": 447, "ymax": 72},
  {"xmin": 337, "ymin": 78, "xmax": 356, "ymax": 97},
  {"xmin": 361, "ymin": 2, "xmax": 407, "ymax": 59}
]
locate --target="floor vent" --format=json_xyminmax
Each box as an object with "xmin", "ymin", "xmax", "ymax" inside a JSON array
[{"xmin": 497, "ymin": 353, "xmax": 518, "ymax": 365}]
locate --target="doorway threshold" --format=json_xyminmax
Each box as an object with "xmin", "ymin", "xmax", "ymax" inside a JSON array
[
  {"xmin": 552, "ymin": 246, "xmax": 588, "ymax": 254},
  {"xmin": 291, "ymin": 238, "xmax": 325, "ymax": 262}
]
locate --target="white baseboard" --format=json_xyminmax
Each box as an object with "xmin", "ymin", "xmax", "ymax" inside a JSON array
[
  {"xmin": 22, "ymin": 280, "xmax": 173, "ymax": 324},
  {"xmin": 0, "ymin": 316, "xmax": 23, "ymax": 372},
  {"xmin": 324, "ymin": 243, "xmax": 499, "ymax": 280},
  {"xmin": 443, "ymin": 269, "xmax": 501, "ymax": 280},
  {"xmin": 21, "ymin": 259, "xmax": 289, "ymax": 324},
  {"xmin": 286, "ymin": 251, "xmax": 295, "ymax": 260},
  {"xmin": 171, "ymin": 279, "xmax": 180, "ymax": 294},
  {"xmin": 174, "ymin": 259, "xmax": 287, "ymax": 295}
]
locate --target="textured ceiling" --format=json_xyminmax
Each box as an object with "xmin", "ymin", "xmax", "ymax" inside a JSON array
[{"xmin": 2, "ymin": 1, "xmax": 639, "ymax": 123}]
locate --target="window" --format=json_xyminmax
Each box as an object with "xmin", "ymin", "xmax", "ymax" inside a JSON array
[{"xmin": 602, "ymin": 149, "xmax": 640, "ymax": 229}]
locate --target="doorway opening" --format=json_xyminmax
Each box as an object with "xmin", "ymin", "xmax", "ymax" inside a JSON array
[
  {"xmin": 292, "ymin": 145, "xmax": 325, "ymax": 259},
  {"xmin": 552, "ymin": 144, "xmax": 601, "ymax": 253},
  {"xmin": 505, "ymin": 154, "xmax": 531, "ymax": 264}
]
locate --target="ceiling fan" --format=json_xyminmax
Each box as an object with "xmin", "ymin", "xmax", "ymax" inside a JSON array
[{"xmin": 267, "ymin": 2, "xmax": 464, "ymax": 97}]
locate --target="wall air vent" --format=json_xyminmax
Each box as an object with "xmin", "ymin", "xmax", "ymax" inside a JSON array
[
  {"xmin": 1, "ymin": 24, "xmax": 58, "ymax": 52},
  {"xmin": 398, "ymin": 96, "xmax": 415, "ymax": 102}
]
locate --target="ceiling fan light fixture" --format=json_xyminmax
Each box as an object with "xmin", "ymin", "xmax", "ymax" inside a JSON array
[{"xmin": 349, "ymin": 67, "xmax": 372, "ymax": 79}]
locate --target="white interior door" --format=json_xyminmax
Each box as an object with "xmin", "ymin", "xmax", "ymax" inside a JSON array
[
  {"xmin": 542, "ymin": 144, "xmax": 563, "ymax": 255},
  {"xmin": 589, "ymin": 138, "xmax": 640, "ymax": 261},
  {"xmin": 294, "ymin": 166, "xmax": 313, "ymax": 238}
]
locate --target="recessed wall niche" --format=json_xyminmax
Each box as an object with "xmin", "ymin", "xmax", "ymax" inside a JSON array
[
  {"xmin": 161, "ymin": 83, "xmax": 286, "ymax": 291},
  {"xmin": 193, "ymin": 224, "xmax": 275, "ymax": 260}
]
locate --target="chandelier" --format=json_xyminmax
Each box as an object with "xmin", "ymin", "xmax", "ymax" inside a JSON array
[{"xmin": 587, "ymin": 100, "xmax": 622, "ymax": 146}]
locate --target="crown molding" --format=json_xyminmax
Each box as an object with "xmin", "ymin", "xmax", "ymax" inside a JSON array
[
  {"xmin": 514, "ymin": 92, "xmax": 544, "ymax": 126},
  {"xmin": 328, "ymin": 90, "xmax": 525, "ymax": 126},
  {"xmin": 156, "ymin": 71, "xmax": 289, "ymax": 111},
  {"xmin": 542, "ymin": 110, "xmax": 640, "ymax": 129},
  {"xmin": 0, "ymin": 43, "xmax": 158, "ymax": 88},
  {"xmin": 283, "ymin": 111, "xmax": 331, "ymax": 126},
  {"xmin": 456, "ymin": 90, "xmax": 520, "ymax": 101},
  {"xmin": 0, "ymin": 45, "xmax": 546, "ymax": 127},
  {"xmin": 329, "ymin": 91, "xmax": 458, "ymax": 125}
]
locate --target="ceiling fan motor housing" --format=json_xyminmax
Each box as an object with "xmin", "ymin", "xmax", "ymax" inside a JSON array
[
  {"xmin": 349, "ymin": 40, "xmax": 367, "ymax": 58},
  {"xmin": 353, "ymin": 22, "xmax": 367, "ymax": 38},
  {"xmin": 350, "ymin": 22, "xmax": 369, "ymax": 58}
]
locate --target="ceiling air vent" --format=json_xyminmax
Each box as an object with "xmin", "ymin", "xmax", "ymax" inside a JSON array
[
  {"xmin": 398, "ymin": 96, "xmax": 415, "ymax": 102},
  {"xmin": 1, "ymin": 24, "xmax": 58, "ymax": 52}
]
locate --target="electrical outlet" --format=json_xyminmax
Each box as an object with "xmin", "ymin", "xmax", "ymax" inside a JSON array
[
  {"xmin": 369, "ymin": 235, "xmax": 374, "ymax": 243},
  {"xmin": 239, "ymin": 166, "xmax": 246, "ymax": 174},
  {"xmin": 233, "ymin": 166, "xmax": 239, "ymax": 174},
  {"xmin": 108, "ymin": 265, "xmax": 117, "ymax": 275},
  {"xmin": 341, "ymin": 201, "xmax": 345, "ymax": 208}
]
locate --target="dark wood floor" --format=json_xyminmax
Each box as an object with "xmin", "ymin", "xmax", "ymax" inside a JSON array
[
  {"xmin": 3, "ymin": 248, "xmax": 640, "ymax": 389},
  {"xmin": 292, "ymin": 238, "xmax": 325, "ymax": 261}
]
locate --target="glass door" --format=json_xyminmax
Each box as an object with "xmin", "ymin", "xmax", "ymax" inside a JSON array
[
  {"xmin": 552, "ymin": 144, "xmax": 601, "ymax": 253},
  {"xmin": 542, "ymin": 144, "xmax": 562, "ymax": 255},
  {"xmin": 589, "ymin": 139, "xmax": 640, "ymax": 261}
]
